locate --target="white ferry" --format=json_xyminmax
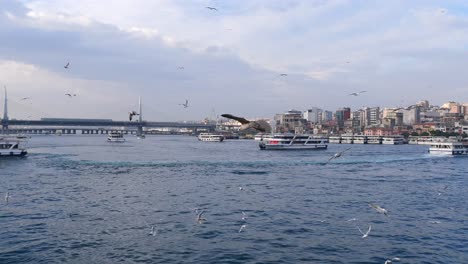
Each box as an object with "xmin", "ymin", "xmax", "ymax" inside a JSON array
[
  {"xmin": 107, "ymin": 132, "xmax": 125, "ymax": 142},
  {"xmin": 259, "ymin": 134, "xmax": 328, "ymax": 150},
  {"xmin": 254, "ymin": 133, "xmax": 266, "ymax": 141},
  {"xmin": 341, "ymin": 134, "xmax": 354, "ymax": 144},
  {"xmin": 367, "ymin": 136, "xmax": 382, "ymax": 144},
  {"xmin": 382, "ymin": 136, "xmax": 406, "ymax": 145},
  {"xmin": 329, "ymin": 136, "xmax": 341, "ymax": 144},
  {"xmin": 429, "ymin": 142, "xmax": 468, "ymax": 155},
  {"xmin": 353, "ymin": 135, "xmax": 367, "ymax": 144},
  {"xmin": 198, "ymin": 133, "xmax": 225, "ymax": 142},
  {"xmin": 0, "ymin": 135, "xmax": 28, "ymax": 157}
]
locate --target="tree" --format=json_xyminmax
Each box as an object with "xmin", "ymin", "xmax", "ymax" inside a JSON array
[
  {"xmin": 421, "ymin": 132, "xmax": 430, "ymax": 136},
  {"xmin": 411, "ymin": 132, "xmax": 419, "ymax": 136}
]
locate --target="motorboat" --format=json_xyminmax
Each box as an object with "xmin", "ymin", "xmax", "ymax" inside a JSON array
[{"xmin": 429, "ymin": 142, "xmax": 468, "ymax": 155}]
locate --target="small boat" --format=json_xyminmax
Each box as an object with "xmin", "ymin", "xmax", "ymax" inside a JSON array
[
  {"xmin": 259, "ymin": 134, "xmax": 328, "ymax": 150},
  {"xmin": 107, "ymin": 132, "xmax": 125, "ymax": 142},
  {"xmin": 198, "ymin": 133, "xmax": 225, "ymax": 142},
  {"xmin": 429, "ymin": 142, "xmax": 468, "ymax": 155},
  {"xmin": 0, "ymin": 135, "xmax": 28, "ymax": 156}
]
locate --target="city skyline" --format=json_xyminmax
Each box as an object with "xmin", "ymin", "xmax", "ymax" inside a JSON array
[{"xmin": 1, "ymin": 0, "xmax": 468, "ymax": 121}]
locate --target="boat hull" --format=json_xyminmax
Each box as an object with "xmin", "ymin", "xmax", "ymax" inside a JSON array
[
  {"xmin": 0, "ymin": 150, "xmax": 28, "ymax": 156},
  {"xmin": 259, "ymin": 143, "xmax": 327, "ymax": 150}
]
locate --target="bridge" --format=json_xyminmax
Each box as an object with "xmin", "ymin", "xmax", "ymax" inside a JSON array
[
  {"xmin": 1, "ymin": 119, "xmax": 217, "ymax": 135},
  {"xmin": 1, "ymin": 88, "xmax": 219, "ymax": 135}
]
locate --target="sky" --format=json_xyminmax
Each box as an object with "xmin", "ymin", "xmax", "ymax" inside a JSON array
[{"xmin": 1, "ymin": 0, "xmax": 468, "ymax": 121}]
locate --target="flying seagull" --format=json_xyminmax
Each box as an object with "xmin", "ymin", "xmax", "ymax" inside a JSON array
[
  {"xmin": 206, "ymin": 6, "xmax": 218, "ymax": 11},
  {"xmin": 239, "ymin": 224, "xmax": 247, "ymax": 233},
  {"xmin": 384, "ymin": 258, "xmax": 401, "ymax": 264},
  {"xmin": 357, "ymin": 225, "xmax": 371, "ymax": 238},
  {"xmin": 148, "ymin": 226, "xmax": 156, "ymax": 236},
  {"xmin": 129, "ymin": 111, "xmax": 139, "ymax": 121},
  {"xmin": 241, "ymin": 211, "xmax": 248, "ymax": 220},
  {"xmin": 327, "ymin": 147, "xmax": 352, "ymax": 163},
  {"xmin": 221, "ymin": 114, "xmax": 272, "ymax": 133},
  {"xmin": 369, "ymin": 203, "xmax": 389, "ymax": 216},
  {"xmin": 179, "ymin": 99, "xmax": 189, "ymax": 108},
  {"xmin": 196, "ymin": 210, "xmax": 206, "ymax": 224},
  {"xmin": 20, "ymin": 97, "xmax": 31, "ymax": 101},
  {"xmin": 177, "ymin": 66, "xmax": 185, "ymax": 70},
  {"xmin": 348, "ymin": 91, "xmax": 367, "ymax": 96},
  {"xmin": 65, "ymin": 93, "xmax": 76, "ymax": 97},
  {"xmin": 64, "ymin": 62, "xmax": 70, "ymax": 69},
  {"xmin": 279, "ymin": 73, "xmax": 288, "ymax": 77}
]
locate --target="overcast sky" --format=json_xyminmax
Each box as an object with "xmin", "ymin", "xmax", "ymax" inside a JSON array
[{"xmin": 1, "ymin": 0, "xmax": 468, "ymax": 121}]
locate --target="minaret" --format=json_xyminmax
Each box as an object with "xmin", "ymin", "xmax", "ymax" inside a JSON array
[
  {"xmin": 2, "ymin": 86, "xmax": 8, "ymax": 130},
  {"xmin": 138, "ymin": 96, "xmax": 142, "ymax": 123},
  {"xmin": 137, "ymin": 96, "xmax": 144, "ymax": 137}
]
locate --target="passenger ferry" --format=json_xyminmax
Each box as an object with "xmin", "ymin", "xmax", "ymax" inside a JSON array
[
  {"xmin": 198, "ymin": 133, "xmax": 225, "ymax": 142},
  {"xmin": 0, "ymin": 135, "xmax": 28, "ymax": 156},
  {"xmin": 329, "ymin": 136, "xmax": 341, "ymax": 144},
  {"xmin": 107, "ymin": 132, "xmax": 125, "ymax": 142},
  {"xmin": 429, "ymin": 142, "xmax": 468, "ymax": 155},
  {"xmin": 259, "ymin": 134, "xmax": 328, "ymax": 150},
  {"xmin": 382, "ymin": 135, "xmax": 406, "ymax": 145},
  {"xmin": 254, "ymin": 133, "xmax": 266, "ymax": 141},
  {"xmin": 353, "ymin": 135, "xmax": 367, "ymax": 144},
  {"xmin": 341, "ymin": 134, "xmax": 354, "ymax": 144},
  {"xmin": 367, "ymin": 136, "xmax": 382, "ymax": 144}
]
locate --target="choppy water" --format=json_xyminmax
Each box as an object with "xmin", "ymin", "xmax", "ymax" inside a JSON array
[{"xmin": 0, "ymin": 135, "xmax": 467, "ymax": 264}]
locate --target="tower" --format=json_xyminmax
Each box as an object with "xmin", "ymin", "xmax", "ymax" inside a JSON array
[
  {"xmin": 136, "ymin": 96, "xmax": 144, "ymax": 137},
  {"xmin": 2, "ymin": 86, "xmax": 8, "ymax": 130}
]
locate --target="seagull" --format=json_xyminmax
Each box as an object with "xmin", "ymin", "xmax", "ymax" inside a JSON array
[
  {"xmin": 65, "ymin": 93, "xmax": 76, "ymax": 97},
  {"xmin": 357, "ymin": 225, "xmax": 371, "ymax": 238},
  {"xmin": 327, "ymin": 147, "xmax": 352, "ymax": 163},
  {"xmin": 239, "ymin": 224, "xmax": 247, "ymax": 233},
  {"xmin": 369, "ymin": 203, "xmax": 389, "ymax": 216},
  {"xmin": 129, "ymin": 111, "xmax": 139, "ymax": 121},
  {"xmin": 279, "ymin": 73, "xmax": 288, "ymax": 77},
  {"xmin": 5, "ymin": 192, "xmax": 10, "ymax": 204},
  {"xmin": 346, "ymin": 218, "xmax": 358, "ymax": 222},
  {"xmin": 429, "ymin": 220, "xmax": 441, "ymax": 224},
  {"xmin": 177, "ymin": 66, "xmax": 185, "ymax": 70},
  {"xmin": 179, "ymin": 99, "xmax": 189, "ymax": 108},
  {"xmin": 196, "ymin": 210, "xmax": 206, "ymax": 224},
  {"xmin": 20, "ymin": 97, "xmax": 31, "ymax": 101},
  {"xmin": 221, "ymin": 114, "xmax": 272, "ymax": 133},
  {"xmin": 148, "ymin": 226, "xmax": 157, "ymax": 236},
  {"xmin": 241, "ymin": 211, "xmax": 248, "ymax": 220},
  {"xmin": 64, "ymin": 62, "xmax": 70, "ymax": 69},
  {"xmin": 206, "ymin": 6, "xmax": 218, "ymax": 11},
  {"xmin": 239, "ymin": 187, "xmax": 244, "ymax": 191},
  {"xmin": 348, "ymin": 91, "xmax": 367, "ymax": 96},
  {"xmin": 384, "ymin": 257, "xmax": 401, "ymax": 264}
]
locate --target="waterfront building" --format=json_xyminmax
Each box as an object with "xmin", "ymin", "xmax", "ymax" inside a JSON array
[
  {"xmin": 335, "ymin": 107, "xmax": 351, "ymax": 128},
  {"xmin": 401, "ymin": 107, "xmax": 421, "ymax": 125},
  {"xmin": 274, "ymin": 109, "xmax": 306, "ymax": 133},
  {"xmin": 321, "ymin": 111, "xmax": 333, "ymax": 122},
  {"xmin": 303, "ymin": 107, "xmax": 322, "ymax": 124},
  {"xmin": 365, "ymin": 107, "xmax": 380, "ymax": 126}
]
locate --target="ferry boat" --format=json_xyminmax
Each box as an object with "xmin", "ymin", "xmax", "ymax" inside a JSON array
[
  {"xmin": 341, "ymin": 134, "xmax": 354, "ymax": 144},
  {"xmin": 367, "ymin": 136, "xmax": 382, "ymax": 144},
  {"xmin": 329, "ymin": 136, "xmax": 341, "ymax": 144},
  {"xmin": 382, "ymin": 136, "xmax": 405, "ymax": 145},
  {"xmin": 107, "ymin": 132, "xmax": 125, "ymax": 142},
  {"xmin": 198, "ymin": 133, "xmax": 225, "ymax": 142},
  {"xmin": 353, "ymin": 135, "xmax": 367, "ymax": 144},
  {"xmin": 259, "ymin": 134, "xmax": 328, "ymax": 150},
  {"xmin": 429, "ymin": 142, "xmax": 468, "ymax": 155},
  {"xmin": 0, "ymin": 135, "xmax": 28, "ymax": 156},
  {"xmin": 254, "ymin": 133, "xmax": 266, "ymax": 141}
]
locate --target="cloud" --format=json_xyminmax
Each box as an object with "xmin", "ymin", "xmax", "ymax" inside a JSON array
[{"xmin": 1, "ymin": 0, "xmax": 468, "ymax": 121}]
